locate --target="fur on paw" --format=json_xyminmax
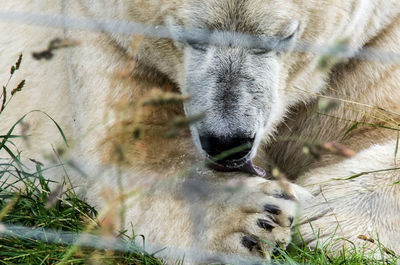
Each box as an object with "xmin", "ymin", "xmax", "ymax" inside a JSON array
[{"xmin": 202, "ymin": 177, "xmax": 308, "ymax": 263}]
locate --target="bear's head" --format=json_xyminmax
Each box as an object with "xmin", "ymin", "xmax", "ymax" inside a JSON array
[
  {"xmin": 127, "ymin": 0, "xmax": 353, "ymax": 174},
  {"xmin": 158, "ymin": 0, "xmax": 335, "ymax": 175}
]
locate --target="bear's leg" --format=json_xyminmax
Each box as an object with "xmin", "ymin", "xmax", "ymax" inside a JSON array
[{"xmin": 297, "ymin": 140, "xmax": 400, "ymax": 257}]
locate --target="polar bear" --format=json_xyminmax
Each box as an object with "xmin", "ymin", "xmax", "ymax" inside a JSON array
[{"xmin": 1, "ymin": 0, "xmax": 400, "ymax": 264}]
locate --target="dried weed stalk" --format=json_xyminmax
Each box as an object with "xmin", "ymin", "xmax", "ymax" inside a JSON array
[{"xmin": 1, "ymin": 54, "xmax": 24, "ymax": 113}]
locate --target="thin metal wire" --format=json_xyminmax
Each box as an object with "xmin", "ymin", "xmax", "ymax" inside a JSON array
[
  {"xmin": 1, "ymin": 10, "xmax": 400, "ymax": 65},
  {"xmin": 0, "ymin": 223, "xmax": 269, "ymax": 265}
]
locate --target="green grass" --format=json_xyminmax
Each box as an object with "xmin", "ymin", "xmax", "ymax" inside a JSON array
[
  {"xmin": 273, "ymin": 236, "xmax": 399, "ymax": 265},
  {"xmin": 0, "ymin": 170, "xmax": 163, "ymax": 265},
  {"xmin": 0, "ymin": 182, "xmax": 166, "ymax": 264}
]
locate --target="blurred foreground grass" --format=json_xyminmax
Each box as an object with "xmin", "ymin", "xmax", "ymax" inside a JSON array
[{"xmin": 0, "ymin": 54, "xmax": 398, "ymax": 265}]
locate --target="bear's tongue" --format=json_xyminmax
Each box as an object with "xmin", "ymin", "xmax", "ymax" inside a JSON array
[
  {"xmin": 206, "ymin": 159, "xmax": 266, "ymax": 177},
  {"xmin": 239, "ymin": 160, "xmax": 266, "ymax": 177}
]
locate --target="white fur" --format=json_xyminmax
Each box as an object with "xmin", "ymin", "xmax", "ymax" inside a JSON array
[{"xmin": 1, "ymin": 0, "xmax": 400, "ymax": 263}]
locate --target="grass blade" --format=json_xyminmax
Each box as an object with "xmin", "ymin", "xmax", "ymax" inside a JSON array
[{"xmin": 0, "ymin": 110, "xmax": 69, "ymax": 152}]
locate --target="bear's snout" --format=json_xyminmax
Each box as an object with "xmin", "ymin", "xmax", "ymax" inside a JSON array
[
  {"xmin": 198, "ymin": 135, "xmax": 265, "ymax": 176},
  {"xmin": 199, "ymin": 135, "xmax": 253, "ymax": 161}
]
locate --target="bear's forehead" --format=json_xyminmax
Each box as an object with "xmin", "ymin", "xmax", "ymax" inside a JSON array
[{"xmin": 183, "ymin": 0, "xmax": 297, "ymax": 36}]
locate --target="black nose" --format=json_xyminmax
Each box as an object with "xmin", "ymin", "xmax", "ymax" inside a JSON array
[{"xmin": 199, "ymin": 135, "xmax": 254, "ymax": 161}]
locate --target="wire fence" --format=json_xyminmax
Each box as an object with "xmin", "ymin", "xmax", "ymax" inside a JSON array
[
  {"xmin": 0, "ymin": 4, "xmax": 400, "ymax": 265},
  {"xmin": 1, "ymin": 10, "xmax": 400, "ymax": 65},
  {"xmin": 0, "ymin": 223, "xmax": 269, "ymax": 265}
]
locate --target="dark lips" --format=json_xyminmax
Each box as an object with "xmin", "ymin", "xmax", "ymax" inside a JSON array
[{"xmin": 206, "ymin": 155, "xmax": 266, "ymax": 177}]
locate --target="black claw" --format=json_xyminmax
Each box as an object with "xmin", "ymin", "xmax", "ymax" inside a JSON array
[
  {"xmin": 264, "ymin": 203, "xmax": 282, "ymax": 215},
  {"xmin": 273, "ymin": 192, "xmax": 293, "ymax": 200},
  {"xmin": 289, "ymin": 216, "xmax": 294, "ymax": 226},
  {"xmin": 242, "ymin": 236, "xmax": 258, "ymax": 251},
  {"xmin": 257, "ymin": 218, "xmax": 276, "ymax": 232},
  {"xmin": 272, "ymin": 242, "xmax": 283, "ymax": 256}
]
